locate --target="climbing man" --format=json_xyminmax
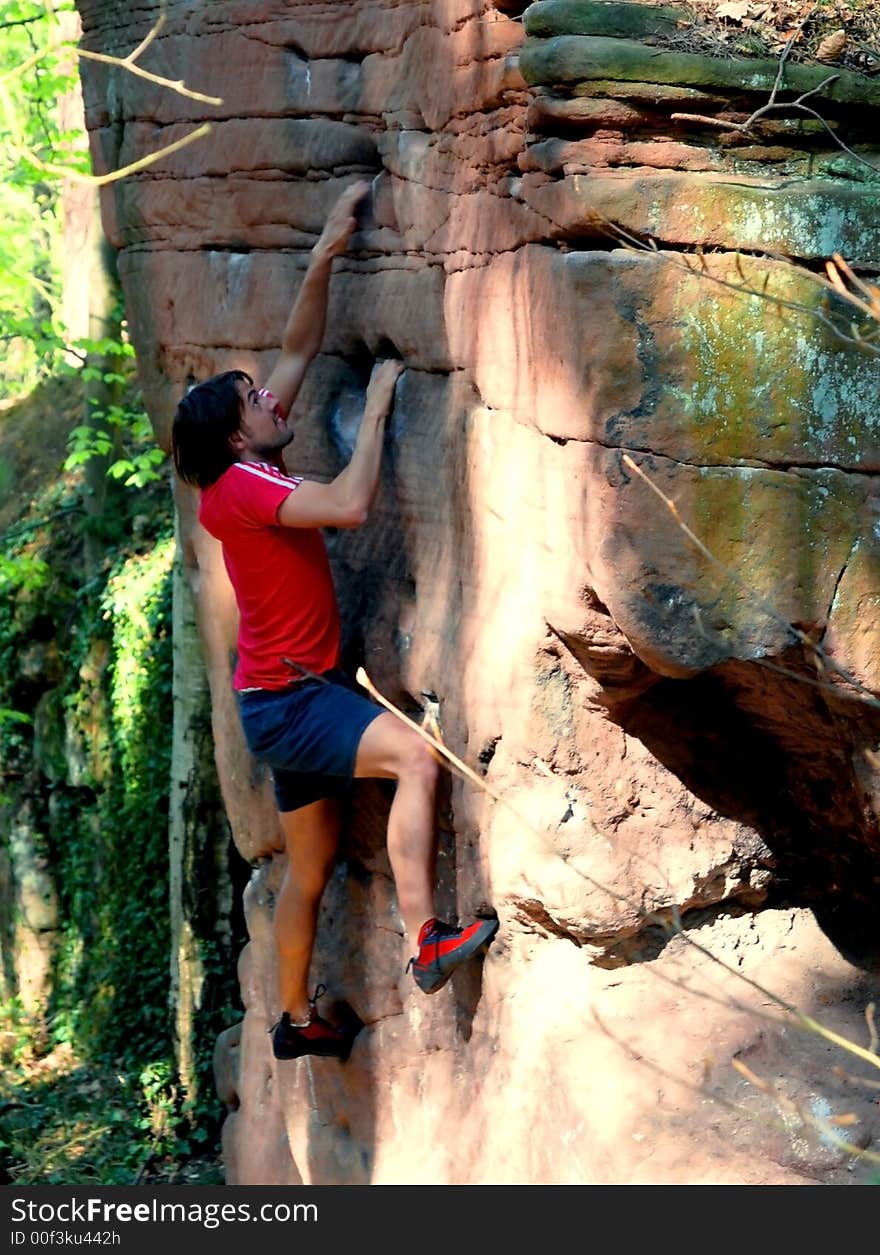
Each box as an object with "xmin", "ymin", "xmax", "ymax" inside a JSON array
[{"xmin": 171, "ymin": 180, "xmax": 498, "ymax": 1062}]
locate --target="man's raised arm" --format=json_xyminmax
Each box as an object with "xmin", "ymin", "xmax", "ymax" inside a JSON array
[
  {"xmin": 277, "ymin": 359, "xmax": 403, "ymax": 531},
  {"xmin": 263, "ymin": 179, "xmax": 370, "ymax": 418}
]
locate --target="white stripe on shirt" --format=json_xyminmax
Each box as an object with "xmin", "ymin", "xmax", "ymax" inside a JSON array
[{"xmin": 233, "ymin": 462, "xmax": 302, "ymax": 489}]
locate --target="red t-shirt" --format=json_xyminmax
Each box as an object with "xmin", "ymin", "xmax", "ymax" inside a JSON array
[{"xmin": 199, "ymin": 461, "xmax": 341, "ymax": 690}]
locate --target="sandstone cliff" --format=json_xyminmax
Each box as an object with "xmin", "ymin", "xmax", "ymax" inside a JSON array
[{"xmin": 73, "ymin": 0, "xmax": 880, "ymax": 1184}]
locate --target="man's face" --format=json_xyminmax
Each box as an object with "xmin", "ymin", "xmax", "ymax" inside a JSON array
[{"xmin": 232, "ymin": 380, "xmax": 294, "ymax": 459}]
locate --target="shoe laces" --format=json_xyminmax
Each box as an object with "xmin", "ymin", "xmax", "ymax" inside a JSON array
[
  {"xmin": 268, "ymin": 983, "xmax": 329, "ymax": 1034},
  {"xmin": 406, "ymin": 919, "xmax": 456, "ymax": 973},
  {"xmin": 425, "ymin": 919, "xmax": 458, "ymax": 940}
]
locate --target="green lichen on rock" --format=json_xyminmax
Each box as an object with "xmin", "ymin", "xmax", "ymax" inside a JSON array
[
  {"xmin": 684, "ymin": 463, "xmax": 862, "ymax": 659},
  {"xmin": 665, "ymin": 275, "xmax": 872, "ymax": 650},
  {"xmin": 524, "ymin": 0, "xmax": 690, "ymax": 40},
  {"xmin": 522, "ymin": 171, "xmax": 880, "ymax": 263},
  {"xmin": 519, "ymin": 35, "xmax": 880, "ymax": 107},
  {"xmin": 667, "ymin": 254, "xmax": 879, "ymax": 468},
  {"xmin": 716, "ymin": 180, "xmax": 880, "ymax": 264}
]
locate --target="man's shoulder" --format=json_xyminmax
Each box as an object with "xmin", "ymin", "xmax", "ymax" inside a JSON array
[
  {"xmin": 200, "ymin": 461, "xmax": 303, "ymax": 534},
  {"xmin": 230, "ymin": 461, "xmax": 303, "ymax": 490},
  {"xmin": 205, "ymin": 461, "xmax": 303, "ymax": 502}
]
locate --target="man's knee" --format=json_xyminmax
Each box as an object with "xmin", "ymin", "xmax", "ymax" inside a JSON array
[
  {"xmin": 354, "ymin": 712, "xmax": 441, "ymax": 784},
  {"xmin": 283, "ymin": 847, "xmax": 336, "ymax": 902},
  {"xmin": 396, "ymin": 735, "xmax": 440, "ymax": 789},
  {"xmin": 300, "ymin": 863, "xmax": 335, "ymax": 901}
]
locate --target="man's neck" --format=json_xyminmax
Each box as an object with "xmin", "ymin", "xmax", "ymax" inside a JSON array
[{"xmin": 239, "ymin": 451, "xmax": 286, "ymax": 471}]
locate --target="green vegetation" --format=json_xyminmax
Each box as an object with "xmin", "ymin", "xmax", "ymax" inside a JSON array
[
  {"xmin": 0, "ymin": 372, "xmax": 236, "ymax": 1184},
  {"xmin": 0, "ymin": 1027, "xmax": 223, "ymax": 1185},
  {"xmin": 0, "ymin": 1, "xmax": 85, "ymax": 394},
  {"xmin": 63, "ymin": 332, "xmax": 167, "ymax": 490},
  {"xmin": 0, "ymin": 4, "xmax": 241, "ymax": 1185}
]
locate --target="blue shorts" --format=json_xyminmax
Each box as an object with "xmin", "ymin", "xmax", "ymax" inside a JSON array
[{"xmin": 236, "ymin": 669, "xmax": 384, "ymax": 813}]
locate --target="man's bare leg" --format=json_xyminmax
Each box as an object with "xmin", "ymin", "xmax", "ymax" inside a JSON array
[
  {"xmin": 275, "ymin": 796, "xmax": 342, "ymax": 1022},
  {"xmin": 353, "ymin": 712, "xmax": 439, "ymax": 944}
]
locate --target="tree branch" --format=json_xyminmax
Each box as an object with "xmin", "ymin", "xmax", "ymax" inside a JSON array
[
  {"xmin": 1, "ymin": 12, "xmax": 223, "ymax": 106},
  {"xmin": 1, "ymin": 12, "xmax": 221, "ymax": 187},
  {"xmin": 669, "ymin": 24, "xmax": 879, "ymax": 175},
  {"xmin": 589, "ymin": 216, "xmax": 880, "ymax": 357},
  {"xmin": 19, "ymin": 121, "xmax": 213, "ymax": 185},
  {"xmin": 76, "ymin": 47, "xmax": 223, "ymax": 108}
]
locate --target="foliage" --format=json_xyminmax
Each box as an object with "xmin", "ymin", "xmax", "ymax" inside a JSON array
[
  {"xmin": 0, "ymin": 4, "xmax": 237, "ymax": 1186},
  {"xmin": 66, "ymin": 400, "xmax": 167, "ymax": 489},
  {"xmin": 0, "ymin": 4, "xmax": 162, "ymax": 488},
  {"xmin": 0, "ymin": 1022, "xmax": 223, "ymax": 1184},
  {"xmin": 51, "ymin": 531, "xmax": 176, "ymax": 1065},
  {"xmin": 0, "ymin": 1, "xmax": 82, "ymax": 394},
  {"xmin": 0, "ymin": 380, "xmax": 239, "ymax": 1183},
  {"xmin": 61, "ymin": 328, "xmax": 167, "ymax": 490},
  {"xmin": 0, "ymin": 404, "xmax": 172, "ymax": 1048}
]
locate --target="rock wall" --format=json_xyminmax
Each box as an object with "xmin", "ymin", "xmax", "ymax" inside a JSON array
[{"xmin": 74, "ymin": 0, "xmax": 880, "ymax": 1184}]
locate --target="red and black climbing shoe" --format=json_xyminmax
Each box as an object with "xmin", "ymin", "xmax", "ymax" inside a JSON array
[
  {"xmin": 407, "ymin": 916, "xmax": 500, "ymax": 994},
  {"xmin": 269, "ymin": 984, "xmax": 362, "ymax": 1061}
]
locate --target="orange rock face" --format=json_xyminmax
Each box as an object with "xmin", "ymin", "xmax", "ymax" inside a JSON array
[{"xmin": 76, "ymin": 0, "xmax": 880, "ymax": 1184}]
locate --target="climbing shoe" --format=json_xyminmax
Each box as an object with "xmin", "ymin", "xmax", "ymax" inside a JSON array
[
  {"xmin": 269, "ymin": 984, "xmax": 361, "ymax": 1061},
  {"xmin": 407, "ymin": 916, "xmax": 500, "ymax": 994}
]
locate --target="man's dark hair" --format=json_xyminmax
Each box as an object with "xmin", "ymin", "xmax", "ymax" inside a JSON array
[{"xmin": 172, "ymin": 369, "xmax": 252, "ymax": 488}]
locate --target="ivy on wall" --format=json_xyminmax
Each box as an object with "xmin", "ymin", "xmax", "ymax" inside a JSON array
[
  {"xmin": 0, "ymin": 379, "xmax": 241, "ymax": 1180},
  {"xmin": 0, "ymin": 385, "xmax": 172, "ymax": 1055},
  {"xmin": 0, "ymin": 2, "xmax": 241, "ymax": 1182},
  {"xmin": 52, "ymin": 531, "xmax": 175, "ymax": 1066}
]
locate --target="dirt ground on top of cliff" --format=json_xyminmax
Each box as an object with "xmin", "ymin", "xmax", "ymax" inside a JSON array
[{"xmin": 664, "ymin": 0, "xmax": 880, "ymax": 75}]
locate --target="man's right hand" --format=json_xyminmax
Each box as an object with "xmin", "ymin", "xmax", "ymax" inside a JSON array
[
  {"xmin": 315, "ymin": 180, "xmax": 371, "ymax": 261},
  {"xmin": 364, "ymin": 358, "xmax": 404, "ymax": 419}
]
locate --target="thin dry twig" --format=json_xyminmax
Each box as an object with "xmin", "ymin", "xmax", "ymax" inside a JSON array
[
  {"xmin": 22, "ymin": 122, "xmax": 213, "ymax": 186},
  {"xmin": 670, "ymin": 26, "xmax": 879, "ymax": 173},
  {"xmin": 825, "ymin": 254, "xmax": 880, "ymax": 323},
  {"xmin": 76, "ymin": 14, "xmax": 223, "ymax": 108},
  {"xmin": 731, "ymin": 1057, "xmax": 877, "ymax": 1160},
  {"xmin": 832, "ymin": 1064, "xmax": 880, "ymax": 1091},
  {"xmin": 672, "ymin": 73, "xmax": 838, "ymax": 132},
  {"xmin": 597, "ymin": 1000, "xmax": 880, "ymax": 1165},
  {"xmin": 592, "ymin": 216, "xmax": 880, "ymax": 357},
  {"xmin": 1, "ymin": 10, "xmax": 221, "ymax": 189}
]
